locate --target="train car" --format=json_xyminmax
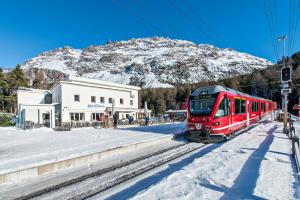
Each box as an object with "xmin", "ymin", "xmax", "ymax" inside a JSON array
[{"xmin": 185, "ymin": 85, "xmax": 277, "ymax": 143}]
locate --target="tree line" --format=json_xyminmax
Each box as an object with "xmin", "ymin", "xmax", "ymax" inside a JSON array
[
  {"xmin": 140, "ymin": 51, "xmax": 300, "ymax": 116},
  {"xmin": 1, "ymin": 52, "xmax": 299, "ymax": 116},
  {"xmin": 0, "ymin": 65, "xmax": 28, "ymax": 113}
]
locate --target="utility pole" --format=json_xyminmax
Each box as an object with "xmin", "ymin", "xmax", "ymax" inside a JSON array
[
  {"xmin": 278, "ymin": 35, "xmax": 291, "ymax": 133},
  {"xmin": 298, "ymin": 97, "xmax": 300, "ymax": 117}
]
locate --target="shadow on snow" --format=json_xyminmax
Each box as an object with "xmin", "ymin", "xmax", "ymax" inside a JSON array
[
  {"xmin": 200, "ymin": 125, "xmax": 278, "ymax": 200},
  {"xmin": 106, "ymin": 143, "xmax": 222, "ymax": 200}
]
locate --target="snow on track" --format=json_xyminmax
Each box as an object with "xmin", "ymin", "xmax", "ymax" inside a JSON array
[{"xmin": 127, "ymin": 121, "xmax": 299, "ymax": 200}]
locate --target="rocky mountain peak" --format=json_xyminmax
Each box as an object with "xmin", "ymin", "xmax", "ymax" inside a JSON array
[{"xmin": 21, "ymin": 37, "xmax": 272, "ymax": 88}]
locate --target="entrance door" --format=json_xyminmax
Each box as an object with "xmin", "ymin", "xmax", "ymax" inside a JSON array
[{"xmin": 42, "ymin": 113, "xmax": 50, "ymax": 128}]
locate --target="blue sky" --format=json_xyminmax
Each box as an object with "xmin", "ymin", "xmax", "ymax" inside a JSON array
[{"xmin": 0, "ymin": 0, "xmax": 299, "ymax": 67}]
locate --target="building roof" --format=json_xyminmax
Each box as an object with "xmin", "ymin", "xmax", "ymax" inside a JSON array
[
  {"xmin": 17, "ymin": 88, "xmax": 51, "ymax": 94},
  {"xmin": 51, "ymin": 76, "xmax": 141, "ymax": 91}
]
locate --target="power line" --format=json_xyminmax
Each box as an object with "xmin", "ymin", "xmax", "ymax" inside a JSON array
[
  {"xmin": 167, "ymin": 0, "xmax": 215, "ymax": 44},
  {"xmin": 180, "ymin": 0, "xmax": 229, "ymax": 47},
  {"xmin": 288, "ymin": 0, "xmax": 296, "ymax": 55},
  {"xmin": 131, "ymin": 0, "xmax": 186, "ymax": 39},
  {"xmin": 111, "ymin": 0, "xmax": 171, "ymax": 37},
  {"xmin": 267, "ymin": 0, "xmax": 279, "ymax": 58},
  {"xmin": 274, "ymin": 0, "xmax": 280, "ymax": 57},
  {"xmin": 264, "ymin": 0, "xmax": 279, "ymax": 60},
  {"xmin": 290, "ymin": 0, "xmax": 300, "ymax": 54}
]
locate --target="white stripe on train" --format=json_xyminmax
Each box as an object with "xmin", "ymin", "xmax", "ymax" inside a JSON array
[{"xmin": 212, "ymin": 112, "xmax": 270, "ymax": 131}]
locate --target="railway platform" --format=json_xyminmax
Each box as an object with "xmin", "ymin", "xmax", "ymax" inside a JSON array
[{"xmin": 0, "ymin": 122, "xmax": 185, "ymax": 186}]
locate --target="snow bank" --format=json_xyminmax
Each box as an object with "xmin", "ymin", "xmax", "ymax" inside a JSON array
[{"xmin": 130, "ymin": 121, "xmax": 299, "ymax": 200}]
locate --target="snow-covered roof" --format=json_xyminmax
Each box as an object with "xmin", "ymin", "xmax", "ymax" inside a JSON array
[
  {"xmin": 50, "ymin": 75, "xmax": 141, "ymax": 91},
  {"xmin": 17, "ymin": 88, "xmax": 51, "ymax": 94}
]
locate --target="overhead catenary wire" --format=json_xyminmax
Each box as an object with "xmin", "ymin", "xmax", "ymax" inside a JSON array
[
  {"xmin": 131, "ymin": 0, "xmax": 186, "ymax": 39},
  {"xmin": 289, "ymin": 0, "xmax": 300, "ymax": 55},
  {"xmin": 288, "ymin": 0, "xmax": 296, "ymax": 55},
  {"xmin": 268, "ymin": 0, "xmax": 280, "ymax": 58},
  {"xmin": 180, "ymin": 0, "xmax": 229, "ymax": 47},
  {"xmin": 111, "ymin": 0, "xmax": 171, "ymax": 37},
  {"xmin": 166, "ymin": 0, "xmax": 216, "ymax": 44},
  {"xmin": 274, "ymin": 0, "xmax": 280, "ymax": 57},
  {"xmin": 264, "ymin": 0, "xmax": 279, "ymax": 60}
]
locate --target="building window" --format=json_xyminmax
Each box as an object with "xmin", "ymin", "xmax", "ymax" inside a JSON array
[
  {"xmin": 120, "ymin": 98, "xmax": 124, "ymax": 104},
  {"xmin": 91, "ymin": 113, "xmax": 104, "ymax": 121},
  {"xmin": 100, "ymin": 97, "xmax": 105, "ymax": 103},
  {"xmin": 74, "ymin": 95, "xmax": 80, "ymax": 102},
  {"xmin": 70, "ymin": 113, "xmax": 84, "ymax": 121},
  {"xmin": 44, "ymin": 93, "xmax": 52, "ymax": 104},
  {"xmin": 70, "ymin": 113, "xmax": 74, "ymax": 121},
  {"xmin": 234, "ymin": 98, "xmax": 246, "ymax": 114},
  {"xmin": 130, "ymin": 100, "xmax": 133, "ymax": 106},
  {"xmin": 109, "ymin": 98, "xmax": 113, "ymax": 103},
  {"xmin": 91, "ymin": 96, "xmax": 96, "ymax": 103}
]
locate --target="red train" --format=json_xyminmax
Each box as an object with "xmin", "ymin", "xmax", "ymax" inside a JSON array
[{"xmin": 185, "ymin": 85, "xmax": 277, "ymax": 142}]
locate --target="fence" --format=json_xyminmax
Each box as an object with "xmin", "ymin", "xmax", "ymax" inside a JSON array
[{"xmin": 288, "ymin": 117, "xmax": 300, "ymax": 178}]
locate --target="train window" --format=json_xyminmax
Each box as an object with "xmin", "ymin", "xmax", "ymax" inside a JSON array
[
  {"xmin": 241, "ymin": 100, "xmax": 246, "ymax": 113},
  {"xmin": 215, "ymin": 98, "xmax": 229, "ymax": 118},
  {"xmin": 252, "ymin": 102, "xmax": 259, "ymax": 112},
  {"xmin": 234, "ymin": 98, "xmax": 246, "ymax": 114},
  {"xmin": 261, "ymin": 103, "xmax": 265, "ymax": 112},
  {"xmin": 189, "ymin": 98, "xmax": 216, "ymax": 116},
  {"xmin": 234, "ymin": 99, "xmax": 239, "ymax": 114}
]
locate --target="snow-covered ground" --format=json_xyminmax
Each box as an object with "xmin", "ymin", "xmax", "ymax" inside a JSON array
[
  {"xmin": 105, "ymin": 120, "xmax": 299, "ymax": 200},
  {"xmin": 0, "ymin": 123, "xmax": 185, "ymax": 174},
  {"xmin": 292, "ymin": 115, "xmax": 300, "ymax": 138}
]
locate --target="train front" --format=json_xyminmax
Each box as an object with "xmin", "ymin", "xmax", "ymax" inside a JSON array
[{"xmin": 185, "ymin": 86, "xmax": 225, "ymax": 143}]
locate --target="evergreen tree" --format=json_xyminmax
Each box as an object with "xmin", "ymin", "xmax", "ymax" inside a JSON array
[
  {"xmin": 0, "ymin": 68, "xmax": 7, "ymax": 111},
  {"xmin": 5, "ymin": 65, "xmax": 28, "ymax": 113},
  {"xmin": 6, "ymin": 65, "xmax": 28, "ymax": 90}
]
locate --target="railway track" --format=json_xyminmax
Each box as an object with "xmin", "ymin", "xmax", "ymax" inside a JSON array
[
  {"xmin": 5, "ymin": 141, "xmax": 205, "ymax": 200},
  {"xmin": 4, "ymin": 120, "xmax": 266, "ymax": 200}
]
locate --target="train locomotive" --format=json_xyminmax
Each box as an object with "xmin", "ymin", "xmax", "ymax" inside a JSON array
[{"xmin": 185, "ymin": 85, "xmax": 277, "ymax": 143}]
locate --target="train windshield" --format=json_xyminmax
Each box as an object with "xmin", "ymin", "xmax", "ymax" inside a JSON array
[{"xmin": 189, "ymin": 93, "xmax": 217, "ymax": 116}]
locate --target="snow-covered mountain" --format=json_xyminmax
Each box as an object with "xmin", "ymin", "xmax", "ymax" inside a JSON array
[{"xmin": 21, "ymin": 37, "xmax": 272, "ymax": 88}]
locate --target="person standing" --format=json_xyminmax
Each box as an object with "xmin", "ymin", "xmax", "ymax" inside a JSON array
[{"xmin": 113, "ymin": 112, "xmax": 118, "ymax": 129}]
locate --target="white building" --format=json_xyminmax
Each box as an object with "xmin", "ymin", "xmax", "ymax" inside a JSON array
[{"xmin": 17, "ymin": 76, "xmax": 149, "ymax": 128}]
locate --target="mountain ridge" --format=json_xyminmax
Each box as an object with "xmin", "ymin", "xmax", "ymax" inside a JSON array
[{"xmin": 21, "ymin": 37, "xmax": 272, "ymax": 88}]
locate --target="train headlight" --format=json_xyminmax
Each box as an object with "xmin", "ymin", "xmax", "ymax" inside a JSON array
[
  {"xmin": 195, "ymin": 123, "xmax": 202, "ymax": 130},
  {"xmin": 213, "ymin": 122, "xmax": 220, "ymax": 126}
]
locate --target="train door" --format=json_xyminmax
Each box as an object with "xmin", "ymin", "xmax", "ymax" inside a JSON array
[
  {"xmin": 221, "ymin": 94, "xmax": 232, "ymax": 134},
  {"xmin": 259, "ymin": 102, "xmax": 262, "ymax": 120},
  {"xmin": 246, "ymin": 100, "xmax": 250, "ymax": 126},
  {"xmin": 228, "ymin": 97, "xmax": 232, "ymax": 126}
]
